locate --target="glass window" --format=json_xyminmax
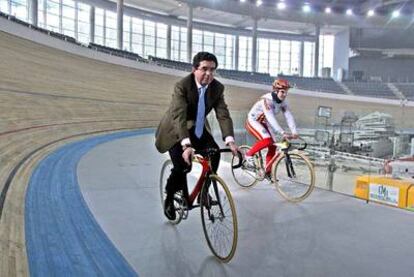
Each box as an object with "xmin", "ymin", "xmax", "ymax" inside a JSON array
[
  {"xmin": 203, "ymin": 31, "xmax": 214, "ymax": 53},
  {"xmin": 10, "ymin": 0, "xmax": 27, "ymax": 20},
  {"xmin": 94, "ymin": 8, "xmax": 104, "ymax": 45},
  {"xmin": 224, "ymin": 35, "xmax": 234, "ymax": 69},
  {"xmin": 131, "ymin": 17, "xmax": 143, "ymax": 56},
  {"xmin": 269, "ymin": 39, "xmax": 280, "ymax": 76},
  {"xmin": 239, "ymin": 36, "xmax": 252, "ymax": 71},
  {"xmin": 105, "ymin": 10, "xmax": 117, "ymax": 48},
  {"xmin": 303, "ymin": 42, "xmax": 315, "ymax": 77},
  {"xmin": 37, "ymin": 0, "xmax": 45, "ymax": 27},
  {"xmin": 62, "ymin": 0, "xmax": 75, "ymax": 37},
  {"xmin": 77, "ymin": 2, "xmax": 90, "ymax": 44},
  {"xmin": 290, "ymin": 41, "xmax": 301, "ymax": 76},
  {"xmin": 46, "ymin": 0, "xmax": 60, "ymax": 32},
  {"xmin": 280, "ymin": 40, "xmax": 291, "ymax": 75},
  {"xmin": 123, "ymin": 15, "xmax": 131, "ymax": 51},
  {"xmin": 144, "ymin": 20, "xmax": 155, "ymax": 57},
  {"xmin": 192, "ymin": 29, "xmax": 203, "ymax": 58},
  {"xmin": 319, "ymin": 35, "xmax": 334, "ymax": 77},
  {"xmin": 155, "ymin": 22, "xmax": 167, "ymax": 58},
  {"xmin": 0, "ymin": 0, "xmax": 8, "ymax": 13},
  {"xmin": 257, "ymin": 38, "xmax": 269, "ymax": 73}
]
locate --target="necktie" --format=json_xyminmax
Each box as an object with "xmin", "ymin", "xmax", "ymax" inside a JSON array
[{"xmin": 195, "ymin": 86, "xmax": 206, "ymax": 138}]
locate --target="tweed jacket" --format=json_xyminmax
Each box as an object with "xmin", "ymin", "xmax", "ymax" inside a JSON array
[{"xmin": 155, "ymin": 73, "xmax": 234, "ymax": 153}]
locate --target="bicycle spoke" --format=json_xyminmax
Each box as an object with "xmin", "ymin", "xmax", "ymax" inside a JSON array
[
  {"xmin": 273, "ymin": 153, "xmax": 315, "ymax": 202},
  {"xmin": 201, "ymin": 175, "xmax": 237, "ymax": 262}
]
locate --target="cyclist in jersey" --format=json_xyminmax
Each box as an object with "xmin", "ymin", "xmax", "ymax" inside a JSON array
[{"xmin": 244, "ymin": 78, "xmax": 298, "ymax": 174}]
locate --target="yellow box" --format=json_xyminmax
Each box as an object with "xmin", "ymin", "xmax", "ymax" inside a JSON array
[
  {"xmin": 406, "ymin": 186, "xmax": 414, "ymax": 211},
  {"xmin": 355, "ymin": 175, "xmax": 412, "ymax": 208}
]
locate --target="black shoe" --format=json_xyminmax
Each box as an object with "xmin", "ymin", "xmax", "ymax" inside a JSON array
[{"xmin": 164, "ymin": 197, "xmax": 176, "ymax": 220}]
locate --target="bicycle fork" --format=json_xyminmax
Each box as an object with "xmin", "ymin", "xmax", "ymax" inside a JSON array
[{"xmin": 284, "ymin": 154, "xmax": 296, "ymax": 178}]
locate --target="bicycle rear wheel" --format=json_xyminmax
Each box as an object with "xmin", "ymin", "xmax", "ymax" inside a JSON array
[
  {"xmin": 159, "ymin": 159, "xmax": 184, "ymax": 224},
  {"xmin": 231, "ymin": 145, "xmax": 258, "ymax": 188},
  {"xmin": 200, "ymin": 174, "xmax": 238, "ymax": 262},
  {"xmin": 272, "ymin": 152, "xmax": 315, "ymax": 202}
]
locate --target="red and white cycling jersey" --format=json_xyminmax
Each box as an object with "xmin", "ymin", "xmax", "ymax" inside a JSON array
[{"xmin": 246, "ymin": 92, "xmax": 297, "ymax": 139}]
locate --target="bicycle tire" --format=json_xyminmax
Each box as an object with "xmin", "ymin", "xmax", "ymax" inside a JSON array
[
  {"xmin": 231, "ymin": 145, "xmax": 259, "ymax": 188},
  {"xmin": 200, "ymin": 174, "xmax": 238, "ymax": 262},
  {"xmin": 159, "ymin": 159, "xmax": 184, "ymax": 224},
  {"xmin": 271, "ymin": 152, "xmax": 315, "ymax": 202}
]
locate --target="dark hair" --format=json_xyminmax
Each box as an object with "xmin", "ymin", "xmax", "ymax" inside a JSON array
[{"xmin": 192, "ymin": 52, "xmax": 218, "ymax": 69}]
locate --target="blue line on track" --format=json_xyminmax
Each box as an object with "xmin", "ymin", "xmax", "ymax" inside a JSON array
[{"xmin": 25, "ymin": 129, "xmax": 153, "ymax": 276}]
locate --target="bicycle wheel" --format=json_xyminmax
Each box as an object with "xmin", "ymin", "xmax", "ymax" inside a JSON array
[
  {"xmin": 231, "ymin": 145, "xmax": 258, "ymax": 188},
  {"xmin": 272, "ymin": 152, "xmax": 315, "ymax": 202},
  {"xmin": 159, "ymin": 159, "xmax": 184, "ymax": 224},
  {"xmin": 200, "ymin": 174, "xmax": 238, "ymax": 262}
]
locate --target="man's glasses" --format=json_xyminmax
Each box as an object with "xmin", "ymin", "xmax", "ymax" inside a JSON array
[{"xmin": 197, "ymin": 66, "xmax": 216, "ymax": 74}]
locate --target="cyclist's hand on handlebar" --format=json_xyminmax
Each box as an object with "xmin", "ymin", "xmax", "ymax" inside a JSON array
[
  {"xmin": 228, "ymin": 141, "xmax": 239, "ymax": 156},
  {"xmin": 182, "ymin": 147, "xmax": 194, "ymax": 165},
  {"xmin": 282, "ymin": 132, "xmax": 299, "ymax": 140}
]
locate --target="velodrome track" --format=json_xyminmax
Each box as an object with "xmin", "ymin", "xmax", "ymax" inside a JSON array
[
  {"xmin": 24, "ymin": 128, "xmax": 412, "ymax": 276},
  {"xmin": 1, "ymin": 25, "xmax": 414, "ymax": 276}
]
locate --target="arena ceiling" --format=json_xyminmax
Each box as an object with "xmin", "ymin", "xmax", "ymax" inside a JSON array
[{"xmin": 120, "ymin": 0, "xmax": 414, "ymax": 34}]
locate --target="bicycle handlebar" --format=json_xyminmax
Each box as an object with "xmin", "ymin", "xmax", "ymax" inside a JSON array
[
  {"xmin": 280, "ymin": 137, "xmax": 307, "ymax": 151},
  {"xmin": 193, "ymin": 148, "xmax": 243, "ymax": 169}
]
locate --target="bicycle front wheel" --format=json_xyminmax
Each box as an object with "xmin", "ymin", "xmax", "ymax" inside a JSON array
[
  {"xmin": 231, "ymin": 145, "xmax": 258, "ymax": 188},
  {"xmin": 200, "ymin": 174, "xmax": 238, "ymax": 262},
  {"xmin": 272, "ymin": 152, "xmax": 315, "ymax": 202}
]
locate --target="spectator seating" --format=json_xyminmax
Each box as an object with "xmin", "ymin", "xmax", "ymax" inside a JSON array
[
  {"xmin": 89, "ymin": 43, "xmax": 147, "ymax": 62},
  {"xmin": 343, "ymin": 80, "xmax": 397, "ymax": 99},
  {"xmin": 216, "ymin": 69, "xmax": 273, "ymax": 85},
  {"xmin": 393, "ymin": 83, "xmax": 414, "ymax": 101},
  {"xmin": 279, "ymin": 75, "xmax": 346, "ymax": 94},
  {"xmin": 148, "ymin": 56, "xmax": 192, "ymax": 72}
]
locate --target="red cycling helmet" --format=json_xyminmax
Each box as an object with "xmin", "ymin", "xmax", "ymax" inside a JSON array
[{"xmin": 272, "ymin": 79, "xmax": 291, "ymax": 90}]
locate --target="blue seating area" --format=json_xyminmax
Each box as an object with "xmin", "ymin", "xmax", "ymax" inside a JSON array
[
  {"xmin": 89, "ymin": 43, "xmax": 147, "ymax": 62},
  {"xmin": 148, "ymin": 56, "xmax": 192, "ymax": 72},
  {"xmin": 216, "ymin": 69, "xmax": 273, "ymax": 85},
  {"xmin": 394, "ymin": 83, "xmax": 414, "ymax": 101},
  {"xmin": 279, "ymin": 75, "xmax": 346, "ymax": 94},
  {"xmin": 343, "ymin": 81, "xmax": 397, "ymax": 99}
]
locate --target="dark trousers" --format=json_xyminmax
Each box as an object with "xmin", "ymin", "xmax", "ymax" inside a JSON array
[{"xmin": 165, "ymin": 127, "xmax": 220, "ymax": 197}]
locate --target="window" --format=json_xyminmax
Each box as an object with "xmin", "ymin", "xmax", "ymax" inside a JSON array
[
  {"xmin": 257, "ymin": 38, "xmax": 269, "ymax": 73},
  {"xmin": 280, "ymin": 40, "xmax": 291, "ymax": 75},
  {"xmin": 269, "ymin": 39, "xmax": 280, "ymax": 76},
  {"xmin": 94, "ymin": 8, "xmax": 104, "ymax": 45},
  {"xmin": 290, "ymin": 41, "xmax": 301, "ymax": 76},
  {"xmin": 10, "ymin": 0, "xmax": 27, "ymax": 21},
  {"xmin": 105, "ymin": 10, "xmax": 117, "ymax": 48},
  {"xmin": 143, "ymin": 20, "xmax": 155, "ymax": 57},
  {"xmin": 155, "ymin": 22, "xmax": 167, "ymax": 58},
  {"xmin": 77, "ymin": 2, "xmax": 90, "ymax": 44},
  {"xmin": 239, "ymin": 36, "xmax": 252, "ymax": 71},
  {"xmin": 0, "ymin": 0, "xmax": 8, "ymax": 13},
  {"xmin": 46, "ymin": 0, "xmax": 60, "ymax": 32},
  {"xmin": 62, "ymin": 0, "xmax": 75, "ymax": 37},
  {"xmin": 303, "ymin": 42, "xmax": 315, "ymax": 77},
  {"xmin": 319, "ymin": 35, "xmax": 334, "ymax": 77},
  {"xmin": 131, "ymin": 18, "xmax": 143, "ymax": 55}
]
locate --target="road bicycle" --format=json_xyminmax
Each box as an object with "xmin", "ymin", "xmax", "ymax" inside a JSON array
[
  {"xmin": 159, "ymin": 148, "xmax": 243, "ymax": 262},
  {"xmin": 231, "ymin": 137, "xmax": 315, "ymax": 202}
]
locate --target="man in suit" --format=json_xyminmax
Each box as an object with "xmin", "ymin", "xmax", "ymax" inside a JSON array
[{"xmin": 155, "ymin": 52, "xmax": 239, "ymax": 220}]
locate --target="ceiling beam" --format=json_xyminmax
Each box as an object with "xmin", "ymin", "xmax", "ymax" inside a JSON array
[{"xmin": 183, "ymin": 0, "xmax": 414, "ymax": 29}]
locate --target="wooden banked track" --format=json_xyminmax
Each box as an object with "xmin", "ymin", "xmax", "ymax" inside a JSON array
[{"xmin": 0, "ymin": 30, "xmax": 258, "ymax": 276}]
